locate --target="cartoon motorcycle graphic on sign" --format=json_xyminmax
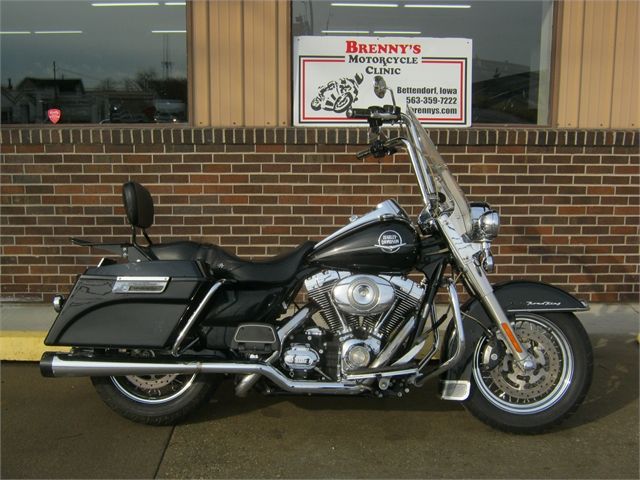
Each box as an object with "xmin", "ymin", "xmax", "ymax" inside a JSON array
[{"xmin": 311, "ymin": 73, "xmax": 364, "ymax": 113}]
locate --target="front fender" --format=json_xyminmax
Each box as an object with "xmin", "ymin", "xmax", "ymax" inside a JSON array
[
  {"xmin": 483, "ymin": 280, "xmax": 589, "ymax": 313},
  {"xmin": 439, "ymin": 280, "xmax": 588, "ymax": 400}
]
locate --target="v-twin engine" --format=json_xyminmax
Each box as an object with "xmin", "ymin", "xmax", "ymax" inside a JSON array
[
  {"xmin": 289, "ymin": 271, "xmax": 424, "ymax": 378},
  {"xmin": 305, "ymin": 271, "xmax": 424, "ymax": 340}
]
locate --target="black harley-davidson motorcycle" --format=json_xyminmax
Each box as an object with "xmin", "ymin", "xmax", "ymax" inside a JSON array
[{"xmin": 40, "ymin": 79, "xmax": 593, "ymax": 433}]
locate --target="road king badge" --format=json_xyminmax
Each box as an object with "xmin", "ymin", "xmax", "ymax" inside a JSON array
[
  {"xmin": 375, "ymin": 230, "xmax": 405, "ymax": 254},
  {"xmin": 47, "ymin": 108, "xmax": 61, "ymax": 124}
]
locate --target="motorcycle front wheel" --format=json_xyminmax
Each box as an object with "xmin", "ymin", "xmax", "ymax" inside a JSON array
[
  {"xmin": 91, "ymin": 373, "xmax": 218, "ymax": 425},
  {"xmin": 464, "ymin": 312, "xmax": 593, "ymax": 434},
  {"xmin": 333, "ymin": 93, "xmax": 354, "ymax": 113}
]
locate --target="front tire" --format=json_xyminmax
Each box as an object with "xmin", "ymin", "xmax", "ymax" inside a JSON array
[
  {"xmin": 333, "ymin": 93, "xmax": 354, "ymax": 113},
  {"xmin": 464, "ymin": 312, "xmax": 593, "ymax": 434},
  {"xmin": 91, "ymin": 373, "xmax": 218, "ymax": 426}
]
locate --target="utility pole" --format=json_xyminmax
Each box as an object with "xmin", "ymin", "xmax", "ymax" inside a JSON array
[
  {"xmin": 161, "ymin": 34, "xmax": 172, "ymax": 80},
  {"xmin": 53, "ymin": 61, "xmax": 59, "ymax": 102}
]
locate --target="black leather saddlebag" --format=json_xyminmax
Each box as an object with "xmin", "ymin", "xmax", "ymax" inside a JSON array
[{"xmin": 44, "ymin": 261, "xmax": 207, "ymax": 349}]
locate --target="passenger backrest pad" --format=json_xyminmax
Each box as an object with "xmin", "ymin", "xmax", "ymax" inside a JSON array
[{"xmin": 122, "ymin": 181, "xmax": 154, "ymax": 229}]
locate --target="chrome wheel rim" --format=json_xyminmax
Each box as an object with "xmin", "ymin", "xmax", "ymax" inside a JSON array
[
  {"xmin": 111, "ymin": 373, "xmax": 197, "ymax": 405},
  {"xmin": 472, "ymin": 314, "xmax": 574, "ymax": 415}
]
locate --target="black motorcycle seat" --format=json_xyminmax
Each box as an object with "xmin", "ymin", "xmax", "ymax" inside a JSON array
[{"xmin": 149, "ymin": 240, "xmax": 316, "ymax": 284}]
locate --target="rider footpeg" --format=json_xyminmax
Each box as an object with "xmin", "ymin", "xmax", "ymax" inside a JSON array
[
  {"xmin": 231, "ymin": 324, "xmax": 279, "ymax": 353},
  {"xmin": 440, "ymin": 380, "xmax": 470, "ymax": 401}
]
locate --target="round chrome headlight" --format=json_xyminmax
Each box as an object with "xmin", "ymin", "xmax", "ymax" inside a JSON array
[
  {"xmin": 477, "ymin": 210, "xmax": 500, "ymax": 240},
  {"xmin": 470, "ymin": 202, "xmax": 500, "ymax": 241}
]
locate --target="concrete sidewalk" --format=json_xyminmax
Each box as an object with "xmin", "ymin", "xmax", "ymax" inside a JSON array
[
  {"xmin": 1, "ymin": 304, "xmax": 638, "ymax": 479},
  {"xmin": 1, "ymin": 303, "xmax": 58, "ymax": 360}
]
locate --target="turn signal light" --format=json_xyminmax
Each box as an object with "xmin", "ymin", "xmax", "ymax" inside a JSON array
[{"xmin": 52, "ymin": 295, "xmax": 66, "ymax": 313}]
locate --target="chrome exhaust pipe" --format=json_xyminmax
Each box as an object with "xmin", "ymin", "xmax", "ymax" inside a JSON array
[
  {"xmin": 344, "ymin": 316, "xmax": 417, "ymax": 385},
  {"xmin": 369, "ymin": 315, "xmax": 416, "ymax": 369},
  {"xmin": 414, "ymin": 278, "xmax": 466, "ymax": 387},
  {"xmin": 40, "ymin": 352, "xmax": 366, "ymax": 395},
  {"xmin": 234, "ymin": 350, "xmax": 278, "ymax": 398},
  {"xmin": 40, "ymin": 353, "xmax": 200, "ymax": 377}
]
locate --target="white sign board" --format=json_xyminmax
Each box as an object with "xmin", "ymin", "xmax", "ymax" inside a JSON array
[{"xmin": 293, "ymin": 36, "xmax": 472, "ymax": 127}]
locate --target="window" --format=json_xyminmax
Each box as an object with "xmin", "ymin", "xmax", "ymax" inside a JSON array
[
  {"xmin": 0, "ymin": 0, "xmax": 187, "ymax": 124},
  {"xmin": 292, "ymin": 0, "xmax": 554, "ymax": 124}
]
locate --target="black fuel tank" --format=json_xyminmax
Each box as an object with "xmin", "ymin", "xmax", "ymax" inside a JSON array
[{"xmin": 309, "ymin": 218, "xmax": 419, "ymax": 273}]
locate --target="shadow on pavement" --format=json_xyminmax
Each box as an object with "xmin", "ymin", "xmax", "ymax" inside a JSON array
[
  {"xmin": 1, "ymin": 326, "xmax": 638, "ymax": 479},
  {"xmin": 0, "ymin": 362, "xmax": 172, "ymax": 479},
  {"xmin": 184, "ymin": 330, "xmax": 639, "ymax": 432},
  {"xmin": 566, "ymin": 332, "xmax": 639, "ymax": 428}
]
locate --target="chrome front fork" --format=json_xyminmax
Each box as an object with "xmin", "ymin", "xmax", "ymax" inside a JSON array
[
  {"xmin": 438, "ymin": 217, "xmax": 535, "ymax": 371},
  {"xmin": 464, "ymin": 265, "xmax": 536, "ymax": 371}
]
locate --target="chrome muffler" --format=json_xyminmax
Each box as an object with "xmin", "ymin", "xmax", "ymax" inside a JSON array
[{"xmin": 40, "ymin": 352, "xmax": 366, "ymax": 395}]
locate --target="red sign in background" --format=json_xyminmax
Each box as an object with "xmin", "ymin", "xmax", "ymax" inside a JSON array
[{"xmin": 47, "ymin": 109, "xmax": 61, "ymax": 124}]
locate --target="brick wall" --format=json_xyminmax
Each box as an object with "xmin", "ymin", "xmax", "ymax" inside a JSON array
[{"xmin": 0, "ymin": 126, "xmax": 638, "ymax": 304}]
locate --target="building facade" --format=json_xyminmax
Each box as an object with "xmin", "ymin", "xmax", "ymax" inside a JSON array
[{"xmin": 0, "ymin": 0, "xmax": 638, "ymax": 304}]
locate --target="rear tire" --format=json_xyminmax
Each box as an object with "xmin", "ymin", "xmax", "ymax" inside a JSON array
[
  {"xmin": 91, "ymin": 373, "xmax": 218, "ymax": 426},
  {"xmin": 464, "ymin": 312, "xmax": 593, "ymax": 434}
]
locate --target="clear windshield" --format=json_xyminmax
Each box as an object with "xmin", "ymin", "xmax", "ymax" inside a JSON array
[{"xmin": 405, "ymin": 108, "xmax": 473, "ymax": 235}]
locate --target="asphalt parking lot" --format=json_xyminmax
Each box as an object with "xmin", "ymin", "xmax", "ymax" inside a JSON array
[{"xmin": 2, "ymin": 307, "xmax": 639, "ymax": 479}]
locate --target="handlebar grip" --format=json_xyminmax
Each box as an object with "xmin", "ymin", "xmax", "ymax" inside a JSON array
[
  {"xmin": 356, "ymin": 148, "xmax": 371, "ymax": 160},
  {"xmin": 347, "ymin": 108, "xmax": 371, "ymax": 119}
]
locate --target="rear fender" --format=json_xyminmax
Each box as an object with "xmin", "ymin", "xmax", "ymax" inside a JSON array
[{"xmin": 439, "ymin": 280, "xmax": 588, "ymax": 400}]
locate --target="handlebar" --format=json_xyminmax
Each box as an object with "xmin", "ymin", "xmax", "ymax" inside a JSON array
[
  {"xmin": 356, "ymin": 138, "xmax": 399, "ymax": 160},
  {"xmin": 346, "ymin": 105, "xmax": 401, "ymax": 123},
  {"xmin": 349, "ymin": 105, "xmax": 402, "ymax": 160},
  {"xmin": 348, "ymin": 108, "xmax": 371, "ymax": 119},
  {"xmin": 356, "ymin": 148, "xmax": 371, "ymax": 160},
  {"xmin": 347, "ymin": 105, "xmax": 402, "ymax": 160},
  {"xmin": 349, "ymin": 104, "xmax": 440, "ymax": 210}
]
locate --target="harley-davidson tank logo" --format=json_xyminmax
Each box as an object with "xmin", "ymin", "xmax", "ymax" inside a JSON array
[{"xmin": 375, "ymin": 230, "xmax": 406, "ymax": 254}]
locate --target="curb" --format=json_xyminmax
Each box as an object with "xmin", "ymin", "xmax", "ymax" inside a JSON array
[{"xmin": 0, "ymin": 331, "xmax": 69, "ymax": 361}]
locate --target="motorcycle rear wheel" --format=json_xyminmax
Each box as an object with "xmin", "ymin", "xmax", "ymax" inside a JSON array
[
  {"xmin": 91, "ymin": 373, "xmax": 218, "ymax": 426},
  {"xmin": 464, "ymin": 312, "xmax": 593, "ymax": 434}
]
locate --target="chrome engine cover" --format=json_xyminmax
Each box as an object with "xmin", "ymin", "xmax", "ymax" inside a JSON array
[
  {"xmin": 303, "ymin": 270, "xmax": 426, "ymax": 379},
  {"xmin": 332, "ymin": 274, "xmax": 395, "ymax": 315},
  {"xmin": 283, "ymin": 344, "xmax": 320, "ymax": 371},
  {"xmin": 305, "ymin": 270, "xmax": 425, "ymax": 339},
  {"xmin": 341, "ymin": 337, "xmax": 381, "ymax": 371}
]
